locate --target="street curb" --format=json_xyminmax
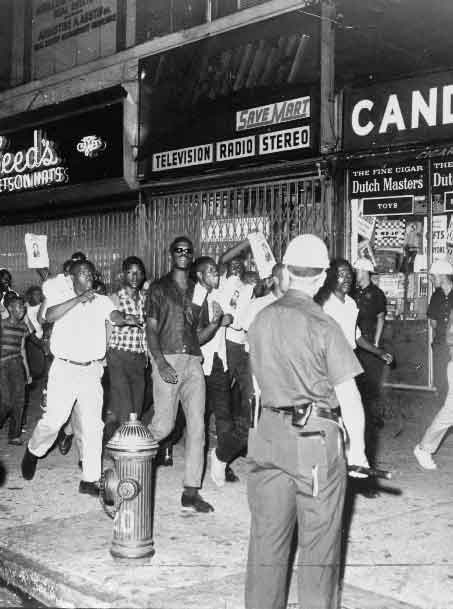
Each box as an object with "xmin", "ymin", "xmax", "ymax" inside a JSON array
[
  {"xmin": 0, "ymin": 545, "xmax": 127, "ymax": 609},
  {"xmin": 0, "ymin": 542, "xmax": 427, "ymax": 609}
]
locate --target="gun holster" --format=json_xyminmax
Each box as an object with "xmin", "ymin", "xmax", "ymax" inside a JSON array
[{"xmin": 291, "ymin": 403, "xmax": 313, "ymax": 428}]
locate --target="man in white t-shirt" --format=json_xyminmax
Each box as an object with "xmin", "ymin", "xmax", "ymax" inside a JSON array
[
  {"xmin": 194, "ymin": 256, "xmax": 252, "ymax": 488},
  {"xmin": 21, "ymin": 260, "xmax": 140, "ymax": 496}
]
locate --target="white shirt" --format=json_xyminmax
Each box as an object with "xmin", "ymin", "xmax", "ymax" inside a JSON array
[
  {"xmin": 323, "ymin": 293, "xmax": 361, "ymax": 349},
  {"xmin": 239, "ymin": 292, "xmax": 277, "ymax": 333},
  {"xmin": 47, "ymin": 286, "xmax": 116, "ymax": 361},
  {"xmin": 219, "ymin": 277, "xmax": 254, "ymax": 345},
  {"xmin": 200, "ymin": 289, "xmax": 228, "ymax": 376}
]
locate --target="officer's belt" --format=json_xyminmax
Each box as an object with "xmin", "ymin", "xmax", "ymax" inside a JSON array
[{"xmin": 266, "ymin": 405, "xmax": 340, "ymax": 422}]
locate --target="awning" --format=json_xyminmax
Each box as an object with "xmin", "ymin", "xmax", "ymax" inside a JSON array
[{"xmin": 0, "ymin": 85, "xmax": 126, "ymax": 135}]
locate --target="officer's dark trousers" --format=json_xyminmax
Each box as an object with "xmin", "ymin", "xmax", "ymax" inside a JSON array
[
  {"xmin": 245, "ymin": 409, "xmax": 347, "ymax": 609},
  {"xmin": 205, "ymin": 354, "xmax": 248, "ymax": 463}
]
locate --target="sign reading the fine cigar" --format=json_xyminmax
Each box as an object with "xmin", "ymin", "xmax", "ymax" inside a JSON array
[
  {"xmin": 344, "ymin": 70, "xmax": 453, "ymax": 151},
  {"xmin": 349, "ymin": 162, "xmax": 426, "ymax": 197}
]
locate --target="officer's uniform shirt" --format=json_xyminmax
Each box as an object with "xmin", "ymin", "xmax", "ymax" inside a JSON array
[
  {"xmin": 249, "ymin": 290, "xmax": 362, "ymax": 410},
  {"xmin": 427, "ymin": 287, "xmax": 453, "ymax": 344},
  {"xmin": 353, "ymin": 282, "xmax": 386, "ymax": 343}
]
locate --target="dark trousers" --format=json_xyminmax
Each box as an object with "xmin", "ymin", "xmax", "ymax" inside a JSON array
[
  {"xmin": 104, "ymin": 349, "xmax": 146, "ymax": 441},
  {"xmin": 206, "ymin": 354, "xmax": 248, "ymax": 463},
  {"xmin": 245, "ymin": 409, "xmax": 346, "ymax": 609},
  {"xmin": 0, "ymin": 357, "xmax": 26, "ymax": 439},
  {"xmin": 355, "ymin": 348, "xmax": 385, "ymax": 463},
  {"xmin": 226, "ymin": 340, "xmax": 253, "ymax": 438}
]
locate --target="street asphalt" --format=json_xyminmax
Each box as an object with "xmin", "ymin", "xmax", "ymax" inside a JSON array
[{"xmin": 0, "ymin": 386, "xmax": 451, "ymax": 609}]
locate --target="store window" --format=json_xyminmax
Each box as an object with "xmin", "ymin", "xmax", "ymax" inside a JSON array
[{"xmin": 349, "ymin": 160, "xmax": 431, "ymax": 388}]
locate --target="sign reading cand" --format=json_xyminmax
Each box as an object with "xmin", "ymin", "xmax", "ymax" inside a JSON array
[{"xmin": 344, "ymin": 71, "xmax": 453, "ymax": 151}]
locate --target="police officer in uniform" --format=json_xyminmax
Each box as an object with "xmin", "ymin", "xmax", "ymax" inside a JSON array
[{"xmin": 246, "ymin": 235, "xmax": 369, "ymax": 609}]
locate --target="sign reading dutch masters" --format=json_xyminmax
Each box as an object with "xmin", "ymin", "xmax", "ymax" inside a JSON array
[
  {"xmin": 138, "ymin": 11, "xmax": 319, "ymax": 180},
  {"xmin": 0, "ymin": 103, "xmax": 123, "ymax": 196}
]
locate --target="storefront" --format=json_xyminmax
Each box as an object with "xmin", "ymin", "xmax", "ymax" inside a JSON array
[
  {"xmin": 343, "ymin": 70, "xmax": 453, "ymax": 390},
  {"xmin": 0, "ymin": 86, "xmax": 139, "ymax": 291},
  {"xmin": 137, "ymin": 10, "xmax": 336, "ymax": 278}
]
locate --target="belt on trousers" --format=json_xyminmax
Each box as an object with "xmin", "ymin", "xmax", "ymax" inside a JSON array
[
  {"xmin": 266, "ymin": 405, "xmax": 340, "ymax": 422},
  {"xmin": 58, "ymin": 357, "xmax": 102, "ymax": 366}
]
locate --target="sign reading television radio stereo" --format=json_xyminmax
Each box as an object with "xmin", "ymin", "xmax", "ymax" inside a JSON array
[{"xmin": 150, "ymin": 98, "xmax": 312, "ymax": 173}]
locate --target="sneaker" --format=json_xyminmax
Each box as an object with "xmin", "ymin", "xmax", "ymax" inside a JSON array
[
  {"xmin": 181, "ymin": 491, "xmax": 214, "ymax": 513},
  {"xmin": 414, "ymin": 444, "xmax": 437, "ymax": 470},
  {"xmin": 210, "ymin": 448, "xmax": 226, "ymax": 487},
  {"xmin": 21, "ymin": 447, "xmax": 38, "ymax": 480},
  {"xmin": 79, "ymin": 480, "xmax": 100, "ymax": 497}
]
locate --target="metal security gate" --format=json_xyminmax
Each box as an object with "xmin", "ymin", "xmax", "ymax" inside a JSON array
[
  {"xmin": 0, "ymin": 210, "xmax": 138, "ymax": 293},
  {"xmin": 142, "ymin": 175, "xmax": 332, "ymax": 279}
]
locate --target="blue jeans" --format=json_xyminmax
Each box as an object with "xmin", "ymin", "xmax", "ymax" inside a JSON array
[{"xmin": 149, "ymin": 354, "xmax": 205, "ymax": 488}]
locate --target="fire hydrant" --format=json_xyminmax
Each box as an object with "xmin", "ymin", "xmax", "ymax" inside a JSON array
[{"xmin": 100, "ymin": 413, "xmax": 158, "ymax": 559}]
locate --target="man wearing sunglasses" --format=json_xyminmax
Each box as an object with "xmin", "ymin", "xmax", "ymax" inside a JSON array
[{"xmin": 146, "ymin": 236, "xmax": 221, "ymax": 513}]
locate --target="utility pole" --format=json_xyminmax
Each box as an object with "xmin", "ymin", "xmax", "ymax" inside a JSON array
[{"xmin": 320, "ymin": 0, "xmax": 337, "ymax": 154}]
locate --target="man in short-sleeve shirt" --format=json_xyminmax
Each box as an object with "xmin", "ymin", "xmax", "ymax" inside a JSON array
[
  {"xmin": 246, "ymin": 235, "xmax": 368, "ymax": 609},
  {"xmin": 21, "ymin": 261, "xmax": 139, "ymax": 496},
  {"xmin": 146, "ymin": 237, "xmax": 221, "ymax": 513}
]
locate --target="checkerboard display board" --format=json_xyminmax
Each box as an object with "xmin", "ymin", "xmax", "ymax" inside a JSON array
[{"xmin": 374, "ymin": 218, "xmax": 406, "ymax": 249}]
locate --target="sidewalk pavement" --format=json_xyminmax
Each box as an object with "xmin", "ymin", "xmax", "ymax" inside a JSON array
[{"xmin": 0, "ymin": 391, "xmax": 452, "ymax": 609}]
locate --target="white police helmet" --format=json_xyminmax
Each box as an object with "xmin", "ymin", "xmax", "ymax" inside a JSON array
[{"xmin": 282, "ymin": 235, "xmax": 329, "ymax": 269}]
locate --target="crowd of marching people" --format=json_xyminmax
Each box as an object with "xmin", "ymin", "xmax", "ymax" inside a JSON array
[
  {"xmin": 0, "ymin": 234, "xmax": 394, "ymax": 507},
  {"xmin": 5, "ymin": 231, "xmax": 453, "ymax": 608}
]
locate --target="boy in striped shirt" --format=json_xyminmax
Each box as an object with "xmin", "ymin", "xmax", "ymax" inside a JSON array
[{"xmin": 0, "ymin": 293, "xmax": 31, "ymax": 445}]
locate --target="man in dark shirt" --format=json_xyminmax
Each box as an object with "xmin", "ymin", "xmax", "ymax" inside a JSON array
[
  {"xmin": 246, "ymin": 234, "xmax": 368, "ymax": 609},
  {"xmin": 353, "ymin": 258, "xmax": 388, "ymax": 413},
  {"xmin": 426, "ymin": 259, "xmax": 453, "ymax": 403},
  {"xmin": 352, "ymin": 258, "xmax": 389, "ymax": 498},
  {"xmin": 146, "ymin": 236, "xmax": 221, "ymax": 513}
]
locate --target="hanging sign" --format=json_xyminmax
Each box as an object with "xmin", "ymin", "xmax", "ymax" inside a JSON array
[
  {"xmin": 345, "ymin": 70, "xmax": 453, "ymax": 151},
  {"xmin": 25, "ymin": 233, "xmax": 49, "ymax": 268},
  {"xmin": 362, "ymin": 195, "xmax": 414, "ymax": 216},
  {"xmin": 0, "ymin": 103, "xmax": 123, "ymax": 197}
]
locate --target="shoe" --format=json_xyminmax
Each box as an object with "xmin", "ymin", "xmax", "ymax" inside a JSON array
[
  {"xmin": 156, "ymin": 446, "xmax": 173, "ymax": 466},
  {"xmin": 356, "ymin": 486, "xmax": 380, "ymax": 499},
  {"xmin": 210, "ymin": 449, "xmax": 226, "ymax": 487},
  {"xmin": 78, "ymin": 461, "xmax": 83, "ymax": 471},
  {"xmin": 414, "ymin": 444, "xmax": 437, "ymax": 470},
  {"xmin": 58, "ymin": 431, "xmax": 73, "ymax": 455},
  {"xmin": 79, "ymin": 480, "xmax": 100, "ymax": 497},
  {"xmin": 181, "ymin": 491, "xmax": 214, "ymax": 513},
  {"xmin": 21, "ymin": 447, "xmax": 38, "ymax": 480},
  {"xmin": 225, "ymin": 465, "xmax": 239, "ymax": 483},
  {"xmin": 8, "ymin": 437, "xmax": 24, "ymax": 446}
]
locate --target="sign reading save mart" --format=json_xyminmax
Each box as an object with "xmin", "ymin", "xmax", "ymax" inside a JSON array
[{"xmin": 151, "ymin": 98, "xmax": 311, "ymax": 173}]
